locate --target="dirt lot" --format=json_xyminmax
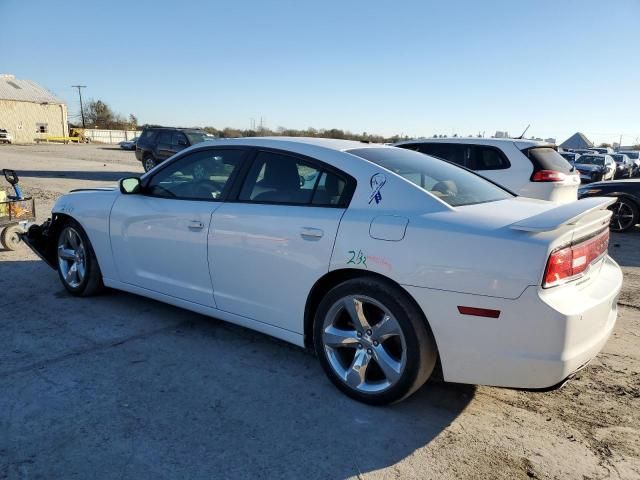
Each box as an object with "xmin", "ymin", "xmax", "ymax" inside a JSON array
[{"xmin": 1, "ymin": 144, "xmax": 639, "ymax": 479}]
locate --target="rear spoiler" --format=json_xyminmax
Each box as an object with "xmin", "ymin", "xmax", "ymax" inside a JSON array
[{"xmin": 510, "ymin": 197, "xmax": 616, "ymax": 232}]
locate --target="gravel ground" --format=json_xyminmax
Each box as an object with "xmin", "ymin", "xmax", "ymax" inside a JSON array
[{"xmin": 1, "ymin": 144, "xmax": 639, "ymax": 479}]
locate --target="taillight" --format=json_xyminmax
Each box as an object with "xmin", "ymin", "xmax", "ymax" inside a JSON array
[
  {"xmin": 543, "ymin": 229, "xmax": 610, "ymax": 288},
  {"xmin": 532, "ymin": 170, "xmax": 566, "ymax": 182}
]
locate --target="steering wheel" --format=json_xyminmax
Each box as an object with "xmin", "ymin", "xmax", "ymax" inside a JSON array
[{"xmin": 191, "ymin": 179, "xmax": 224, "ymax": 199}]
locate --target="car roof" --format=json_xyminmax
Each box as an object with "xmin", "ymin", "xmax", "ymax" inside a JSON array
[
  {"xmin": 198, "ymin": 136, "xmax": 388, "ymax": 152},
  {"xmin": 394, "ymin": 137, "xmax": 553, "ymax": 150},
  {"xmin": 144, "ymin": 126, "xmax": 205, "ymax": 132}
]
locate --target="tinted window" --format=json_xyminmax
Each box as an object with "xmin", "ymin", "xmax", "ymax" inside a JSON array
[
  {"xmin": 171, "ymin": 132, "xmax": 187, "ymax": 146},
  {"xmin": 147, "ymin": 149, "xmax": 245, "ymax": 200},
  {"xmin": 413, "ymin": 143, "xmax": 468, "ymax": 167},
  {"xmin": 239, "ymin": 151, "xmax": 348, "ymax": 206},
  {"xmin": 620, "ymin": 151, "xmax": 639, "ymax": 160},
  {"xmin": 157, "ymin": 131, "xmax": 172, "ymax": 144},
  {"xmin": 185, "ymin": 131, "xmax": 209, "ymax": 145},
  {"xmin": 348, "ymin": 147, "xmax": 513, "ymax": 207},
  {"xmin": 525, "ymin": 147, "xmax": 573, "ymax": 173},
  {"xmin": 469, "ymin": 146, "xmax": 510, "ymax": 170}
]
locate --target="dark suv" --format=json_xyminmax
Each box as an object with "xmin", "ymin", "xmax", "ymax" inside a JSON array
[{"xmin": 135, "ymin": 127, "xmax": 211, "ymax": 172}]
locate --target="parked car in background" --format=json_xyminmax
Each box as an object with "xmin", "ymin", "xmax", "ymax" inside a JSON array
[
  {"xmin": 24, "ymin": 138, "xmax": 622, "ymax": 405},
  {"xmin": 135, "ymin": 127, "xmax": 211, "ymax": 172},
  {"xmin": 617, "ymin": 150, "xmax": 640, "ymax": 176},
  {"xmin": 579, "ymin": 179, "xmax": 640, "ymax": 231},
  {"xmin": 575, "ymin": 154, "xmax": 616, "ymax": 182},
  {"xmin": 611, "ymin": 153, "xmax": 634, "ymax": 178},
  {"xmin": 0, "ymin": 129, "xmax": 12, "ymax": 144},
  {"xmin": 560, "ymin": 151, "xmax": 581, "ymax": 166},
  {"xmin": 395, "ymin": 138, "xmax": 579, "ymax": 203},
  {"xmin": 572, "ymin": 149, "xmax": 595, "ymax": 155},
  {"xmin": 589, "ymin": 147, "xmax": 614, "ymax": 155},
  {"xmin": 118, "ymin": 136, "xmax": 139, "ymax": 151}
]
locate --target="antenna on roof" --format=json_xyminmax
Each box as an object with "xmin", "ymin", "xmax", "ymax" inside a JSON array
[{"xmin": 515, "ymin": 124, "xmax": 530, "ymax": 140}]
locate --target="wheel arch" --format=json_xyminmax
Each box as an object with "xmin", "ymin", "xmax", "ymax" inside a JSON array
[{"xmin": 303, "ymin": 268, "xmax": 441, "ymax": 360}]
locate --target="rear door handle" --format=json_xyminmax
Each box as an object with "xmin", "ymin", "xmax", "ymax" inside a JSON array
[
  {"xmin": 300, "ymin": 227, "xmax": 324, "ymax": 239},
  {"xmin": 188, "ymin": 220, "xmax": 205, "ymax": 230}
]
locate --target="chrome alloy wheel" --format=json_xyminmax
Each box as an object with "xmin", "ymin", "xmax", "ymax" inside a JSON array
[
  {"xmin": 57, "ymin": 227, "xmax": 87, "ymax": 288},
  {"xmin": 610, "ymin": 200, "xmax": 636, "ymax": 232},
  {"xmin": 321, "ymin": 295, "xmax": 407, "ymax": 393}
]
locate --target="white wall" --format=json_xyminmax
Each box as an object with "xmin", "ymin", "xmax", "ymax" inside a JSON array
[{"xmin": 83, "ymin": 129, "xmax": 141, "ymax": 144}]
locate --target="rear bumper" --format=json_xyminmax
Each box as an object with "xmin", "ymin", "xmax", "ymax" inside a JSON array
[{"xmin": 404, "ymin": 255, "xmax": 622, "ymax": 389}]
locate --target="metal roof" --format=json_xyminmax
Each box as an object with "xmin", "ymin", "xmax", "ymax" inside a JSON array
[{"xmin": 0, "ymin": 74, "xmax": 65, "ymax": 104}]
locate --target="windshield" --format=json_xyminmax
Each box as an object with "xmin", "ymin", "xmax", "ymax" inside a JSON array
[
  {"xmin": 185, "ymin": 131, "xmax": 209, "ymax": 145},
  {"xmin": 347, "ymin": 147, "xmax": 513, "ymax": 207},
  {"xmin": 576, "ymin": 155, "xmax": 604, "ymax": 166}
]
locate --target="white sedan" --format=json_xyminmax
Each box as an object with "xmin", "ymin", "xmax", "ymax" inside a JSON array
[{"xmin": 25, "ymin": 138, "xmax": 622, "ymax": 405}]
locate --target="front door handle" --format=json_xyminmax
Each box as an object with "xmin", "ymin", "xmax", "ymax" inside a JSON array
[
  {"xmin": 188, "ymin": 220, "xmax": 205, "ymax": 230},
  {"xmin": 300, "ymin": 227, "xmax": 323, "ymax": 240}
]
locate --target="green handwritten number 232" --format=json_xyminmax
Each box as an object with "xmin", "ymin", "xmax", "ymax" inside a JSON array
[{"xmin": 347, "ymin": 250, "xmax": 367, "ymax": 268}]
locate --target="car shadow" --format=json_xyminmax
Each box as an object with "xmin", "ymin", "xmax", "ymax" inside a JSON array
[
  {"xmin": 98, "ymin": 147, "xmax": 131, "ymax": 151},
  {"xmin": 0, "ymin": 258, "xmax": 475, "ymax": 478},
  {"xmin": 16, "ymin": 169, "xmax": 140, "ymax": 182}
]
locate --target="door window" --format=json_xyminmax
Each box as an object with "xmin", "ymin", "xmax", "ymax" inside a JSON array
[
  {"xmin": 171, "ymin": 132, "xmax": 188, "ymax": 146},
  {"xmin": 415, "ymin": 143, "xmax": 468, "ymax": 167},
  {"xmin": 239, "ymin": 151, "xmax": 347, "ymax": 206},
  {"xmin": 157, "ymin": 131, "xmax": 172, "ymax": 144},
  {"xmin": 147, "ymin": 149, "xmax": 245, "ymax": 200}
]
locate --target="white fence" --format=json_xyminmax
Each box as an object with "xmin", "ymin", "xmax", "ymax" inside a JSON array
[{"xmin": 84, "ymin": 129, "xmax": 141, "ymax": 144}]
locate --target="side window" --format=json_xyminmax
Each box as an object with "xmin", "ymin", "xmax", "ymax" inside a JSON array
[
  {"xmin": 469, "ymin": 146, "xmax": 510, "ymax": 171},
  {"xmin": 172, "ymin": 133, "xmax": 187, "ymax": 146},
  {"xmin": 417, "ymin": 143, "xmax": 468, "ymax": 167},
  {"xmin": 147, "ymin": 149, "xmax": 245, "ymax": 200},
  {"xmin": 239, "ymin": 151, "xmax": 348, "ymax": 206},
  {"xmin": 157, "ymin": 131, "xmax": 172, "ymax": 144},
  {"xmin": 311, "ymin": 171, "xmax": 347, "ymax": 206}
]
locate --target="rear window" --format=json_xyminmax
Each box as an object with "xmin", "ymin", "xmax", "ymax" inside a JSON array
[
  {"xmin": 185, "ymin": 131, "xmax": 209, "ymax": 145},
  {"xmin": 347, "ymin": 147, "xmax": 513, "ymax": 207},
  {"xmin": 525, "ymin": 147, "xmax": 573, "ymax": 174},
  {"xmin": 577, "ymin": 155, "xmax": 604, "ymax": 165}
]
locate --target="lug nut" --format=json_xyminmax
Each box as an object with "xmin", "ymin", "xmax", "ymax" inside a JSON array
[
  {"xmin": 366, "ymin": 329, "xmax": 372, "ymax": 336},
  {"xmin": 357, "ymin": 343, "xmax": 363, "ymax": 349},
  {"xmin": 373, "ymin": 340, "xmax": 379, "ymax": 346},
  {"xmin": 356, "ymin": 332, "xmax": 362, "ymax": 338},
  {"xmin": 367, "ymin": 348, "xmax": 373, "ymax": 354}
]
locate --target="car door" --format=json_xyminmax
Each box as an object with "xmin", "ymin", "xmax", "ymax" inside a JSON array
[
  {"xmin": 208, "ymin": 149, "xmax": 352, "ymax": 333},
  {"xmin": 109, "ymin": 148, "xmax": 247, "ymax": 306},
  {"xmin": 155, "ymin": 130, "xmax": 173, "ymax": 160}
]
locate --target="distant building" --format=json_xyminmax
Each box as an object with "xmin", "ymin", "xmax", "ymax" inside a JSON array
[
  {"xmin": 544, "ymin": 137, "xmax": 556, "ymax": 144},
  {"xmin": 494, "ymin": 131, "xmax": 509, "ymax": 138},
  {"xmin": 559, "ymin": 132, "xmax": 593, "ymax": 150},
  {"xmin": 0, "ymin": 74, "xmax": 68, "ymax": 143}
]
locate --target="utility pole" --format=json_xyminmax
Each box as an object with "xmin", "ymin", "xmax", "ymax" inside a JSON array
[{"xmin": 71, "ymin": 85, "xmax": 87, "ymax": 128}]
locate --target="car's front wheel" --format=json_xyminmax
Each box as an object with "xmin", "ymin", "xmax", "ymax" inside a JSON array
[
  {"xmin": 57, "ymin": 220, "xmax": 104, "ymax": 296},
  {"xmin": 313, "ymin": 277, "xmax": 437, "ymax": 405}
]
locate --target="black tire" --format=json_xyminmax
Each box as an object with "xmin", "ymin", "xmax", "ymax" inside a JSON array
[
  {"xmin": 1, "ymin": 225, "xmax": 23, "ymax": 251},
  {"xmin": 142, "ymin": 154, "xmax": 157, "ymax": 172},
  {"xmin": 56, "ymin": 219, "xmax": 104, "ymax": 296},
  {"xmin": 313, "ymin": 277, "xmax": 437, "ymax": 405},
  {"xmin": 610, "ymin": 198, "xmax": 639, "ymax": 232}
]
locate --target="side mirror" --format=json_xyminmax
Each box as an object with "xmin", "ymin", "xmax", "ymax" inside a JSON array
[{"xmin": 119, "ymin": 177, "xmax": 142, "ymax": 194}]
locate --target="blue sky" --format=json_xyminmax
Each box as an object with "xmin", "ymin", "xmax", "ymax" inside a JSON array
[{"xmin": 2, "ymin": 0, "xmax": 639, "ymax": 145}]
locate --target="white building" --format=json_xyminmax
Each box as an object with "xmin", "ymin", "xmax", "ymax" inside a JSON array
[{"xmin": 0, "ymin": 74, "xmax": 68, "ymax": 143}]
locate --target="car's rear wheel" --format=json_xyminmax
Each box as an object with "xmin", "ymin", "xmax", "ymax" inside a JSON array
[
  {"xmin": 610, "ymin": 198, "xmax": 639, "ymax": 232},
  {"xmin": 313, "ymin": 277, "xmax": 437, "ymax": 405},
  {"xmin": 1, "ymin": 225, "xmax": 23, "ymax": 251},
  {"xmin": 57, "ymin": 221, "xmax": 104, "ymax": 296},
  {"xmin": 143, "ymin": 155, "xmax": 157, "ymax": 172}
]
